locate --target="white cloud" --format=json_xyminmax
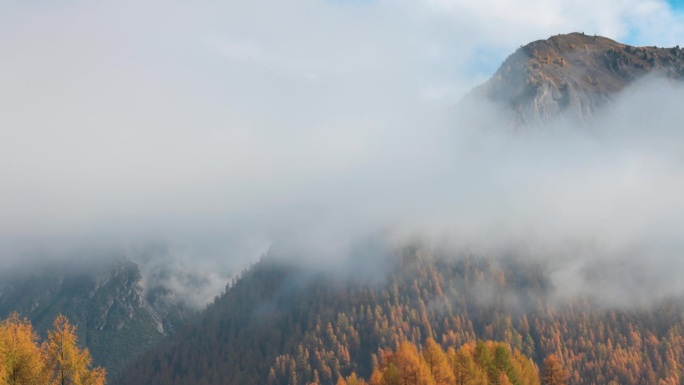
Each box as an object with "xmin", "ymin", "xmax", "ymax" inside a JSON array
[{"xmin": 1, "ymin": 0, "xmax": 684, "ymax": 304}]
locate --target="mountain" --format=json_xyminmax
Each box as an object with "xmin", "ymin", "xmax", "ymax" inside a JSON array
[
  {"xmin": 117, "ymin": 248, "xmax": 684, "ymax": 385},
  {"xmin": 115, "ymin": 34, "xmax": 684, "ymax": 385},
  {"xmin": 472, "ymin": 32, "xmax": 684, "ymax": 127},
  {"xmin": 0, "ymin": 256, "xmax": 193, "ymax": 379},
  {"xmin": 8, "ymin": 33, "xmax": 684, "ymax": 385}
]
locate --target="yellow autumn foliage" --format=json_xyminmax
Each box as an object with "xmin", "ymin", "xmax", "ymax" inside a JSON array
[{"xmin": 0, "ymin": 313, "xmax": 106, "ymax": 385}]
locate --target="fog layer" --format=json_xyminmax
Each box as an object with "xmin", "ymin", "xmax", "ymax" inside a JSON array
[{"xmin": 1, "ymin": 1, "xmax": 684, "ymax": 307}]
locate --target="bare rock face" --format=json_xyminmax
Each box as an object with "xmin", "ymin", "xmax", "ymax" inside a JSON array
[{"xmin": 472, "ymin": 33, "xmax": 684, "ymax": 128}]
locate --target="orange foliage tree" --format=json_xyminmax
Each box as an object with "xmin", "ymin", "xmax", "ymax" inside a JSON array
[
  {"xmin": 359, "ymin": 339, "xmax": 539, "ymax": 385},
  {"xmin": 540, "ymin": 355, "xmax": 567, "ymax": 385},
  {"xmin": 0, "ymin": 313, "xmax": 46, "ymax": 385},
  {"xmin": 0, "ymin": 313, "xmax": 106, "ymax": 385},
  {"xmin": 44, "ymin": 315, "xmax": 106, "ymax": 385}
]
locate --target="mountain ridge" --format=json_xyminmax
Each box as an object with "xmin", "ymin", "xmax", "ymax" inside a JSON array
[{"xmin": 472, "ymin": 32, "xmax": 684, "ymax": 127}]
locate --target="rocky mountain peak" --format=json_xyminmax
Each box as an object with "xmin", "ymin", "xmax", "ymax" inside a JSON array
[{"xmin": 474, "ymin": 32, "xmax": 684, "ymax": 127}]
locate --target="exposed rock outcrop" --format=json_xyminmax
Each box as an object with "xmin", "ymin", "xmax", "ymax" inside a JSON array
[{"xmin": 472, "ymin": 33, "xmax": 684, "ymax": 127}]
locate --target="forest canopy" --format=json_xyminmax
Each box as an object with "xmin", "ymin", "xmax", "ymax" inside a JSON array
[{"xmin": 334, "ymin": 338, "xmax": 563, "ymax": 385}]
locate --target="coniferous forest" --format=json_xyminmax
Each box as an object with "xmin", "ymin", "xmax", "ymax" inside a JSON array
[{"xmin": 116, "ymin": 248, "xmax": 684, "ymax": 385}]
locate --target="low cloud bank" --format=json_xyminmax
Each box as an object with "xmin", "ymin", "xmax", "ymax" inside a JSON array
[{"xmin": 1, "ymin": 1, "xmax": 683, "ymax": 308}]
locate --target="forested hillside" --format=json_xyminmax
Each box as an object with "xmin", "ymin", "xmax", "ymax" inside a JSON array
[
  {"xmin": 0, "ymin": 257, "xmax": 191, "ymax": 379},
  {"xmin": 119, "ymin": 247, "xmax": 684, "ymax": 385}
]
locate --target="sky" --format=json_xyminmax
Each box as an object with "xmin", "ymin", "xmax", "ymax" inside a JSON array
[
  {"xmin": 1, "ymin": 0, "xmax": 684, "ymax": 305},
  {"xmin": 671, "ymin": 0, "xmax": 684, "ymax": 10}
]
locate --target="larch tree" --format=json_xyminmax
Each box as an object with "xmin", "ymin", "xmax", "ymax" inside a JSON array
[
  {"xmin": 370, "ymin": 342, "xmax": 435, "ymax": 385},
  {"xmin": 337, "ymin": 372, "xmax": 368, "ymax": 385},
  {"xmin": 0, "ymin": 313, "xmax": 47, "ymax": 385},
  {"xmin": 422, "ymin": 338, "xmax": 454, "ymax": 385},
  {"xmin": 499, "ymin": 371, "xmax": 515, "ymax": 385},
  {"xmin": 44, "ymin": 315, "xmax": 106, "ymax": 385},
  {"xmin": 540, "ymin": 355, "xmax": 567, "ymax": 385},
  {"xmin": 493, "ymin": 345, "xmax": 520, "ymax": 385}
]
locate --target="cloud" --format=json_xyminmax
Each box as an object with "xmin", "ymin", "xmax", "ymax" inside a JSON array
[{"xmin": 1, "ymin": 0, "xmax": 684, "ymax": 305}]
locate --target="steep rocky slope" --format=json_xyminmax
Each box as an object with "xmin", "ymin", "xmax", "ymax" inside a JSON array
[
  {"xmin": 0, "ymin": 257, "xmax": 193, "ymax": 379},
  {"xmin": 473, "ymin": 32, "xmax": 684, "ymax": 127}
]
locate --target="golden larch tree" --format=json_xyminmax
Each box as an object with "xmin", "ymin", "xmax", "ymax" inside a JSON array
[
  {"xmin": 448, "ymin": 345, "xmax": 488, "ymax": 385},
  {"xmin": 422, "ymin": 338, "xmax": 454, "ymax": 385},
  {"xmin": 336, "ymin": 372, "xmax": 368, "ymax": 385},
  {"xmin": 540, "ymin": 355, "xmax": 567, "ymax": 385},
  {"xmin": 0, "ymin": 313, "xmax": 47, "ymax": 385},
  {"xmin": 44, "ymin": 315, "xmax": 106, "ymax": 385}
]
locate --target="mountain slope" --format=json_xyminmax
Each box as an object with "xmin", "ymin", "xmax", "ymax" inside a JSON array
[
  {"xmin": 472, "ymin": 32, "xmax": 684, "ymax": 127},
  {"xmin": 0, "ymin": 257, "xmax": 192, "ymax": 379},
  {"xmin": 118, "ymin": 249, "xmax": 684, "ymax": 385}
]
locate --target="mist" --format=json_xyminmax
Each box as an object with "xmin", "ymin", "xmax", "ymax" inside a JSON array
[{"xmin": 1, "ymin": 0, "xmax": 684, "ymax": 308}]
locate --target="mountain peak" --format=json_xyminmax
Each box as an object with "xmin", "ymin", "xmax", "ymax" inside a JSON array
[{"xmin": 474, "ymin": 33, "xmax": 684, "ymax": 127}]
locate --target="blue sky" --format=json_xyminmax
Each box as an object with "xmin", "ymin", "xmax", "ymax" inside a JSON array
[{"xmin": 670, "ymin": 0, "xmax": 684, "ymax": 9}]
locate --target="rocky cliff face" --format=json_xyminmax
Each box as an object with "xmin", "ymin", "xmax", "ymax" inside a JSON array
[
  {"xmin": 0, "ymin": 257, "xmax": 193, "ymax": 379},
  {"xmin": 473, "ymin": 33, "xmax": 684, "ymax": 127}
]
